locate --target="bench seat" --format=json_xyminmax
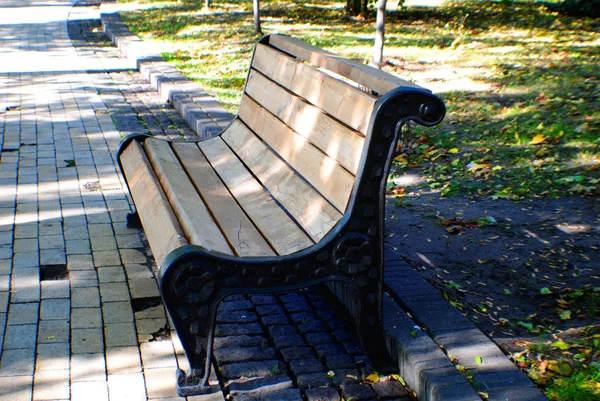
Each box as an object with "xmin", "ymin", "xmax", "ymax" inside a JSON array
[{"xmin": 117, "ymin": 34, "xmax": 445, "ymax": 396}]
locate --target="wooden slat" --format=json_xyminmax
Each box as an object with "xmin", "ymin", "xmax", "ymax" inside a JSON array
[
  {"xmin": 198, "ymin": 137, "xmax": 314, "ymax": 255},
  {"xmin": 144, "ymin": 138, "xmax": 233, "ymax": 255},
  {"xmin": 239, "ymin": 95, "xmax": 355, "ymax": 213},
  {"xmin": 268, "ymin": 34, "xmax": 422, "ymax": 96},
  {"xmin": 120, "ymin": 141, "xmax": 188, "ymax": 268},
  {"xmin": 251, "ymin": 44, "xmax": 377, "ymax": 135},
  {"xmin": 171, "ymin": 142, "xmax": 275, "ymax": 257},
  {"xmin": 222, "ymin": 120, "xmax": 343, "ymax": 243},
  {"xmin": 245, "ymin": 70, "xmax": 365, "ymax": 174}
]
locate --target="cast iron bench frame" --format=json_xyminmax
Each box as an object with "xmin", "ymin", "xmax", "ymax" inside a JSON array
[{"xmin": 117, "ymin": 34, "xmax": 445, "ymax": 396}]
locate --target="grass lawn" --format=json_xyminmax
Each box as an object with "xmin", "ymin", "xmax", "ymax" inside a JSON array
[{"xmin": 116, "ymin": 0, "xmax": 599, "ymax": 399}]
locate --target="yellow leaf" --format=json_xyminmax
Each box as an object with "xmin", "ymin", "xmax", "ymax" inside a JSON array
[
  {"xmin": 530, "ymin": 134, "xmax": 547, "ymax": 145},
  {"xmin": 365, "ymin": 373, "xmax": 380, "ymax": 384},
  {"xmin": 448, "ymin": 148, "xmax": 459, "ymax": 154},
  {"xmin": 390, "ymin": 374, "xmax": 406, "ymax": 385}
]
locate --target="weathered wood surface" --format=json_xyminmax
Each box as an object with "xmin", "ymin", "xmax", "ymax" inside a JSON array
[
  {"xmin": 239, "ymin": 95, "xmax": 355, "ymax": 213},
  {"xmin": 251, "ymin": 43, "xmax": 377, "ymax": 135},
  {"xmin": 120, "ymin": 141, "xmax": 189, "ymax": 267},
  {"xmin": 268, "ymin": 34, "xmax": 421, "ymax": 95},
  {"xmin": 222, "ymin": 120, "xmax": 342, "ymax": 243},
  {"xmin": 145, "ymin": 138, "xmax": 233, "ymax": 255},
  {"xmin": 199, "ymin": 137, "xmax": 314, "ymax": 255},
  {"xmin": 244, "ymin": 70, "xmax": 365, "ymax": 174},
  {"xmin": 172, "ymin": 142, "xmax": 275, "ymax": 257}
]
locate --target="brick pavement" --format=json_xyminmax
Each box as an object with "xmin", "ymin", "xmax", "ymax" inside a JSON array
[{"xmin": 0, "ymin": 1, "xmax": 415, "ymax": 400}]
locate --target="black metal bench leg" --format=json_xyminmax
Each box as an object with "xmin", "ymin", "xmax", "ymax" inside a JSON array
[{"xmin": 175, "ymin": 325, "xmax": 215, "ymax": 396}]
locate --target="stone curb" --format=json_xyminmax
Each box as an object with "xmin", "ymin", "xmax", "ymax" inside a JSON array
[
  {"xmin": 385, "ymin": 251, "xmax": 548, "ymax": 401},
  {"xmin": 99, "ymin": 10, "xmax": 234, "ymax": 139},
  {"xmin": 98, "ymin": 9, "xmax": 546, "ymax": 401}
]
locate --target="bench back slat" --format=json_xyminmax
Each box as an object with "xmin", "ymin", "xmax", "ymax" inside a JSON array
[
  {"xmin": 144, "ymin": 138, "xmax": 234, "ymax": 255},
  {"xmin": 250, "ymin": 43, "xmax": 377, "ymax": 135},
  {"xmin": 238, "ymin": 95, "xmax": 355, "ymax": 213},
  {"xmin": 268, "ymin": 34, "xmax": 421, "ymax": 96},
  {"xmin": 244, "ymin": 69, "xmax": 364, "ymax": 174},
  {"xmin": 198, "ymin": 137, "xmax": 314, "ymax": 255},
  {"xmin": 222, "ymin": 120, "xmax": 343, "ymax": 243},
  {"xmin": 172, "ymin": 142, "xmax": 275, "ymax": 257},
  {"xmin": 120, "ymin": 141, "xmax": 189, "ymax": 267}
]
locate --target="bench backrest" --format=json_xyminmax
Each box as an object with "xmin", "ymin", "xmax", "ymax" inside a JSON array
[{"xmin": 219, "ymin": 35, "xmax": 413, "ymax": 246}]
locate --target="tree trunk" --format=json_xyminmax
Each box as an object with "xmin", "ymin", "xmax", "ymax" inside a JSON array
[
  {"xmin": 373, "ymin": 0, "xmax": 387, "ymax": 69},
  {"xmin": 253, "ymin": 0, "xmax": 262, "ymax": 35}
]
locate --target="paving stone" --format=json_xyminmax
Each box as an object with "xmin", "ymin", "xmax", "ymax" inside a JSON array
[
  {"xmin": 33, "ymin": 369, "xmax": 70, "ymax": 400},
  {"xmin": 235, "ymin": 388, "xmax": 303, "ymax": 401},
  {"xmin": 289, "ymin": 359, "xmax": 325, "ymax": 376},
  {"xmin": 136, "ymin": 318, "xmax": 168, "ymax": 342},
  {"xmin": 71, "ymin": 307, "xmax": 102, "ymax": 328},
  {"xmin": 217, "ymin": 310, "xmax": 258, "ymax": 324},
  {"xmin": 107, "ymin": 373, "xmax": 146, "ymax": 401},
  {"xmin": 0, "ymin": 375, "xmax": 33, "ymax": 401},
  {"xmin": 325, "ymin": 354, "xmax": 356, "ymax": 370},
  {"xmin": 4, "ymin": 324, "xmax": 37, "ymax": 349},
  {"xmin": 94, "ymin": 250, "xmax": 122, "ymax": 267},
  {"xmin": 71, "ymin": 287, "xmax": 100, "ymax": 308},
  {"xmin": 272, "ymin": 333, "xmax": 305, "ymax": 349},
  {"xmin": 280, "ymin": 346, "xmax": 315, "ymax": 362},
  {"xmin": 330, "ymin": 369, "xmax": 360, "ymax": 386},
  {"xmin": 105, "ymin": 322, "xmax": 138, "ymax": 347},
  {"xmin": 72, "ymin": 328, "xmax": 104, "ymax": 354},
  {"xmin": 372, "ymin": 380, "xmax": 410, "ymax": 398},
  {"xmin": 71, "ymin": 353, "xmax": 107, "ymax": 382},
  {"xmin": 296, "ymin": 372, "xmax": 332, "ymax": 390},
  {"xmin": 285, "ymin": 300, "xmax": 311, "ymax": 313},
  {"xmin": 249, "ymin": 294, "xmax": 277, "ymax": 305},
  {"xmin": 40, "ymin": 298, "xmax": 70, "ymax": 320},
  {"xmin": 430, "ymin": 382, "xmax": 488, "ymax": 401},
  {"xmin": 254, "ymin": 303, "xmax": 284, "ymax": 315},
  {"xmin": 71, "ymin": 381, "xmax": 109, "ymax": 401},
  {"xmin": 0, "ymin": 348, "xmax": 36, "ymax": 376},
  {"xmin": 305, "ymin": 387, "xmax": 341, "ymax": 401},
  {"xmin": 128, "ymin": 277, "xmax": 159, "ymax": 299},
  {"xmin": 95, "ymin": 266, "xmax": 126, "ymax": 283},
  {"xmin": 261, "ymin": 314, "xmax": 290, "ymax": 326},
  {"xmin": 123, "ymin": 263, "xmax": 154, "ymax": 280},
  {"xmin": 140, "ymin": 341, "xmax": 177, "ymax": 369},
  {"xmin": 228, "ymin": 374, "xmax": 293, "ymax": 396},
  {"xmin": 214, "ymin": 335, "xmax": 267, "ymax": 349},
  {"xmin": 305, "ymin": 332, "xmax": 334, "ymax": 346},
  {"xmin": 144, "ymin": 366, "xmax": 179, "ymax": 398},
  {"xmin": 41, "ymin": 280, "xmax": 70, "ymax": 299},
  {"xmin": 268, "ymin": 325, "xmax": 297, "ymax": 337},
  {"xmin": 217, "ymin": 322, "xmax": 263, "ymax": 337},
  {"xmin": 119, "ymin": 248, "xmax": 146, "ymax": 264},
  {"xmin": 102, "ymin": 301, "xmax": 134, "ymax": 323},
  {"xmin": 100, "ymin": 282, "xmax": 131, "ymax": 302},
  {"xmin": 70, "ymin": 270, "xmax": 99, "ymax": 287},
  {"xmin": 221, "ymin": 360, "xmax": 286, "ymax": 382},
  {"xmin": 106, "ymin": 346, "xmax": 143, "ymax": 374},
  {"xmin": 134, "ymin": 304, "xmax": 165, "ymax": 320},
  {"xmin": 214, "ymin": 346, "xmax": 277, "ymax": 364},
  {"xmin": 115, "ymin": 234, "xmax": 143, "ymax": 249},
  {"xmin": 340, "ymin": 384, "xmax": 376, "ymax": 401},
  {"xmin": 41, "ymin": 248, "xmax": 66, "ymax": 265},
  {"xmin": 315, "ymin": 343, "xmax": 345, "ymax": 359},
  {"xmin": 38, "ymin": 319, "xmax": 70, "ymax": 344},
  {"xmin": 36, "ymin": 343, "xmax": 70, "ymax": 371},
  {"xmin": 68, "ymin": 254, "xmax": 95, "ymax": 271},
  {"xmin": 7, "ymin": 302, "xmax": 39, "ymax": 325}
]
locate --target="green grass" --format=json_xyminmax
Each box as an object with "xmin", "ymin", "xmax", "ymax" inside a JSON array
[{"xmin": 118, "ymin": 0, "xmax": 599, "ymax": 199}]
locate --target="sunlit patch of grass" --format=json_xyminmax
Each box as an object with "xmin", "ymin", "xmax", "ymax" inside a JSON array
[{"xmin": 118, "ymin": 0, "xmax": 598, "ymax": 196}]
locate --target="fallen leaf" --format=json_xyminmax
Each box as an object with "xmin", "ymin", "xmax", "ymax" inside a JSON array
[
  {"xmin": 364, "ymin": 373, "xmax": 380, "ymax": 384},
  {"xmin": 559, "ymin": 310, "xmax": 572, "ymax": 320},
  {"xmin": 540, "ymin": 287, "xmax": 552, "ymax": 295},
  {"xmin": 475, "ymin": 356, "xmax": 483, "ymax": 365},
  {"xmin": 530, "ymin": 134, "xmax": 547, "ymax": 145}
]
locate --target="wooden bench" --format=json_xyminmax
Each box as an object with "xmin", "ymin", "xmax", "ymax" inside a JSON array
[{"xmin": 117, "ymin": 34, "xmax": 445, "ymax": 396}]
